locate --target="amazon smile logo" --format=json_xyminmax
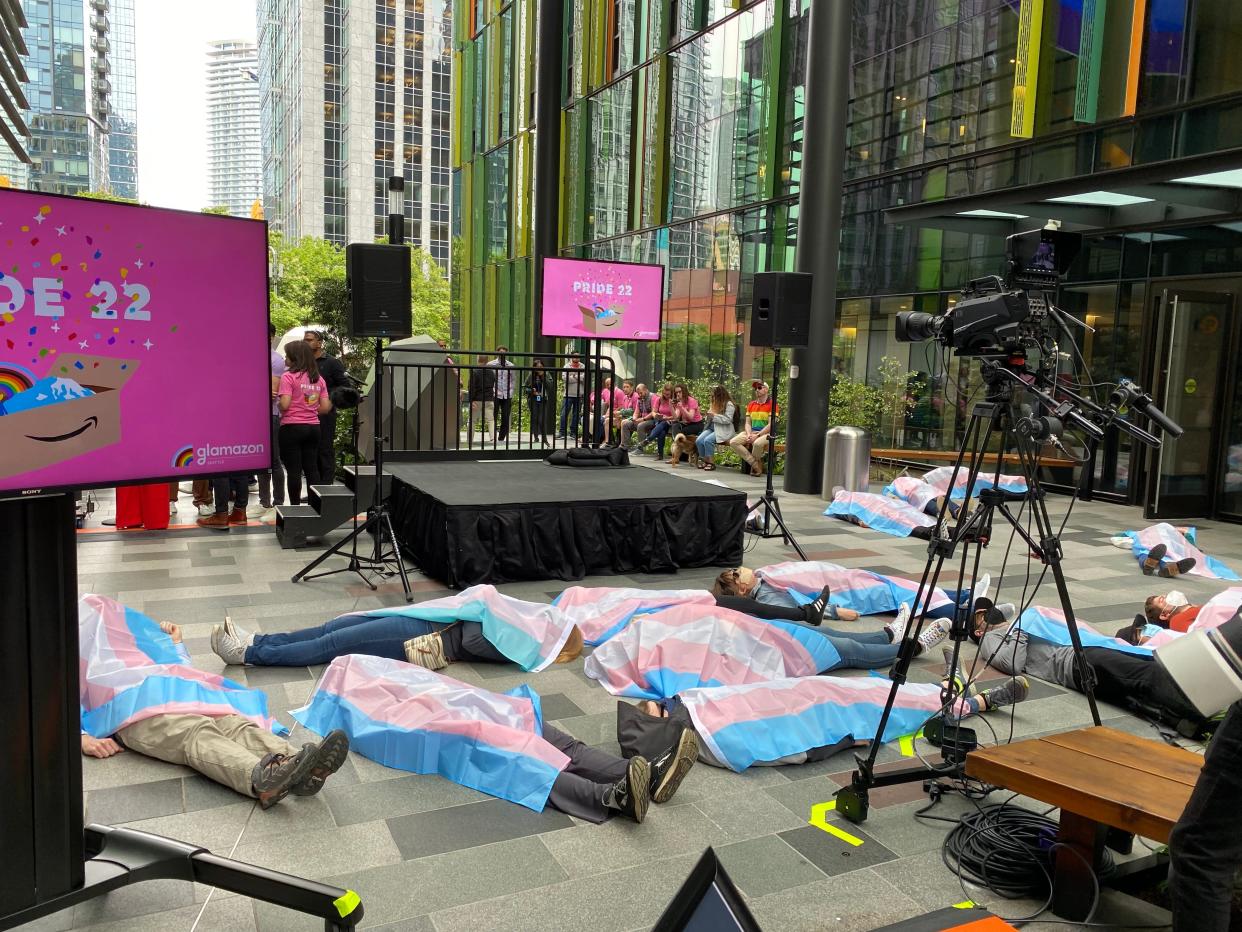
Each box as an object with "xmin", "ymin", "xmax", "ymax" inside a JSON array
[{"xmin": 25, "ymin": 416, "xmax": 98, "ymax": 443}]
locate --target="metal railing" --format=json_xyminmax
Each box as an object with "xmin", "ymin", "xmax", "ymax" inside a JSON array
[{"xmin": 360, "ymin": 347, "xmax": 621, "ymax": 461}]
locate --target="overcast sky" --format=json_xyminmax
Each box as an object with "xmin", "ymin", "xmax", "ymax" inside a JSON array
[{"xmin": 135, "ymin": 0, "xmax": 257, "ymax": 210}]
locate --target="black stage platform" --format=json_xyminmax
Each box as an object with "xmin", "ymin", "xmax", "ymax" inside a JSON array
[{"xmin": 387, "ymin": 460, "xmax": 747, "ymax": 587}]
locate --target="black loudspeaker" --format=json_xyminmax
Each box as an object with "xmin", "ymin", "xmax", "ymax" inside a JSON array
[
  {"xmin": 749, "ymin": 271, "xmax": 812, "ymax": 348},
  {"xmin": 346, "ymin": 243, "xmax": 413, "ymax": 338}
]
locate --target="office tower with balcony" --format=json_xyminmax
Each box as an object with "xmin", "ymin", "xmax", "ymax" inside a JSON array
[
  {"xmin": 21, "ymin": 0, "xmax": 90, "ymax": 193},
  {"xmin": 206, "ymin": 40, "xmax": 261, "ymax": 217},
  {"xmin": 0, "ymin": 0, "xmax": 31, "ymax": 185},
  {"xmin": 93, "ymin": 0, "xmax": 137, "ymax": 199},
  {"xmin": 258, "ymin": 0, "xmax": 452, "ymax": 266}
]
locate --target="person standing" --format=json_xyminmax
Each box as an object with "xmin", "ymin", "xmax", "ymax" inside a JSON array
[
  {"xmin": 303, "ymin": 330, "xmax": 348, "ymax": 484},
  {"xmin": 559, "ymin": 350, "xmax": 585, "ymax": 441},
  {"xmin": 468, "ymin": 354, "xmax": 496, "ymax": 442},
  {"xmin": 488, "ymin": 345, "xmax": 516, "ymax": 443},
  {"xmin": 526, "ymin": 360, "xmax": 552, "ymax": 444},
  {"xmin": 252, "ymin": 323, "xmax": 287, "ymax": 518},
  {"xmin": 278, "ymin": 341, "xmax": 332, "ymax": 506},
  {"xmin": 197, "ymin": 473, "xmax": 251, "ymax": 530}
]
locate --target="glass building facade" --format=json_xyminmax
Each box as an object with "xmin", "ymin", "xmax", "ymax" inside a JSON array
[
  {"xmin": 454, "ymin": 0, "xmax": 1242, "ymax": 520},
  {"xmin": 104, "ymin": 0, "xmax": 138, "ymax": 200},
  {"xmin": 22, "ymin": 0, "xmax": 90, "ymax": 194}
]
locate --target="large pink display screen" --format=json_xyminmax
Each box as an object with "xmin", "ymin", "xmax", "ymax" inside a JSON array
[
  {"xmin": 0, "ymin": 190, "xmax": 272, "ymax": 495},
  {"xmin": 541, "ymin": 257, "xmax": 664, "ymax": 341}
]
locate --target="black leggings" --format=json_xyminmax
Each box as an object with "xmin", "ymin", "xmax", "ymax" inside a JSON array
[
  {"xmin": 279, "ymin": 422, "xmax": 321, "ymax": 505},
  {"xmin": 715, "ymin": 594, "xmax": 804, "ymax": 623},
  {"xmin": 1081, "ymin": 647, "xmax": 1201, "ymax": 724}
]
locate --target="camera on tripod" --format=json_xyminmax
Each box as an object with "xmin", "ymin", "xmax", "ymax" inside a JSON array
[{"xmin": 895, "ymin": 226, "xmax": 1083, "ymax": 357}]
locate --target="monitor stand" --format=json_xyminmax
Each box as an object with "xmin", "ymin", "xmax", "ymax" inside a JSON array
[{"xmin": 0, "ymin": 492, "xmax": 363, "ymax": 932}]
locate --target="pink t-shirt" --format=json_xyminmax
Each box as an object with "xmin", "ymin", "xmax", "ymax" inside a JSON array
[
  {"xmin": 279, "ymin": 370, "xmax": 328, "ymax": 425},
  {"xmin": 674, "ymin": 396, "xmax": 703, "ymax": 423}
]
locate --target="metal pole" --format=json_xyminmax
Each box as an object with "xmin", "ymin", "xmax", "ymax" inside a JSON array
[
  {"xmin": 784, "ymin": 0, "xmax": 851, "ymax": 494},
  {"xmin": 530, "ymin": 0, "xmax": 564, "ymax": 356}
]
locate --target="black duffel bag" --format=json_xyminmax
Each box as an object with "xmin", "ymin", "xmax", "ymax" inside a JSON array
[{"xmin": 544, "ymin": 446, "xmax": 631, "ymax": 467}]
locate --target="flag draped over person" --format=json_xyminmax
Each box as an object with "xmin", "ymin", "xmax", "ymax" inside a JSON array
[
  {"xmin": 1121, "ymin": 524, "xmax": 1240, "ymax": 581},
  {"xmin": 825, "ymin": 490, "xmax": 937, "ymax": 538},
  {"xmin": 757, "ymin": 561, "xmax": 955, "ymax": 616},
  {"xmin": 553, "ymin": 586, "xmax": 717, "ymax": 646}
]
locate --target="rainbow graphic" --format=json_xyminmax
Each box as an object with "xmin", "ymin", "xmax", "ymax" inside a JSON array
[
  {"xmin": 171, "ymin": 446, "xmax": 195, "ymax": 468},
  {"xmin": 0, "ymin": 363, "xmax": 35, "ymax": 403}
]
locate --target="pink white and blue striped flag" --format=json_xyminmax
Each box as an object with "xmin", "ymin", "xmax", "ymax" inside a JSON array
[
  {"xmin": 825, "ymin": 490, "xmax": 937, "ymax": 539},
  {"xmin": 583, "ymin": 603, "xmax": 839, "ymax": 699},
  {"xmin": 553, "ymin": 586, "xmax": 716, "ymax": 645},
  {"xmin": 351, "ymin": 584, "xmax": 578, "ymax": 671},
  {"xmin": 1121, "ymin": 524, "xmax": 1240, "ymax": 581},
  {"xmin": 758, "ymin": 561, "xmax": 954, "ymax": 616},
  {"xmin": 293, "ymin": 654, "xmax": 569, "ymax": 812},
  {"xmin": 883, "ymin": 475, "xmax": 941, "ymax": 514},
  {"xmin": 922, "ymin": 466, "xmax": 1028, "ymax": 501},
  {"xmin": 79, "ymin": 594, "xmax": 287, "ymax": 739},
  {"xmin": 681, "ymin": 675, "xmax": 944, "ymax": 772}
]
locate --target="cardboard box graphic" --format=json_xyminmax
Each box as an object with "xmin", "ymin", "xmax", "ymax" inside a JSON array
[
  {"xmin": 578, "ymin": 305, "xmax": 623, "ymax": 335},
  {"xmin": 0, "ymin": 355, "xmax": 139, "ymax": 479}
]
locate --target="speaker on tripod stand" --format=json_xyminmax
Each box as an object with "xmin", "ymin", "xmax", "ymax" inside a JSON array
[
  {"xmin": 292, "ymin": 178, "xmax": 416, "ymax": 601},
  {"xmin": 745, "ymin": 272, "xmax": 812, "ymax": 560}
]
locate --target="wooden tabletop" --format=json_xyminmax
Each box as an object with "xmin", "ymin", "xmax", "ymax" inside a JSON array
[{"xmin": 965, "ymin": 726, "xmax": 1204, "ymax": 843}]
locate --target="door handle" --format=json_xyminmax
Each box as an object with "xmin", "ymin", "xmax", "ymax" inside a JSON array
[{"xmin": 1153, "ymin": 296, "xmax": 1179, "ymax": 512}]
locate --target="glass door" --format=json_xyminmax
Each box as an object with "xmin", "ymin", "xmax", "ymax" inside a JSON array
[{"xmin": 1144, "ymin": 290, "xmax": 1233, "ymax": 520}]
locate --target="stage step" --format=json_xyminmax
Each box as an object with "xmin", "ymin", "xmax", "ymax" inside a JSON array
[
  {"xmin": 275, "ymin": 483, "xmax": 358, "ymax": 549},
  {"xmin": 343, "ymin": 465, "xmax": 392, "ymax": 506}
]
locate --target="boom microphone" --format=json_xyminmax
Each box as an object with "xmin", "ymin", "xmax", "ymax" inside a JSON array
[{"xmin": 1110, "ymin": 379, "xmax": 1184, "ymax": 438}]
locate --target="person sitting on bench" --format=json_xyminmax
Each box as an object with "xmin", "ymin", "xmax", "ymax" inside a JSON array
[{"xmin": 80, "ymin": 596, "xmax": 349, "ymax": 810}]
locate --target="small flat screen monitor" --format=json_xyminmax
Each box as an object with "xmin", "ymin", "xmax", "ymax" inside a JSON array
[
  {"xmin": 0, "ymin": 189, "xmax": 272, "ymax": 497},
  {"xmin": 540, "ymin": 256, "xmax": 664, "ymax": 341}
]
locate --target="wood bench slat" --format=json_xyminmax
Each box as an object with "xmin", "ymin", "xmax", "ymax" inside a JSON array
[
  {"xmin": 966, "ymin": 735, "xmax": 1196, "ymax": 842},
  {"xmin": 1039, "ymin": 727, "xmax": 1202, "ymax": 788},
  {"xmin": 870, "ymin": 448, "xmax": 1077, "ymax": 469}
]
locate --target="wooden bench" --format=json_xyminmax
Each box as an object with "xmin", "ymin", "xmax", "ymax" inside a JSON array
[
  {"xmin": 966, "ymin": 726, "xmax": 1202, "ymax": 920},
  {"xmin": 871, "ymin": 448, "xmax": 1077, "ymax": 470}
]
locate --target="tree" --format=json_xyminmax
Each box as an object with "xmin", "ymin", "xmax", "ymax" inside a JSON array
[
  {"xmin": 201, "ymin": 205, "xmax": 230, "ymax": 215},
  {"xmin": 267, "ymin": 232, "xmax": 345, "ymax": 337},
  {"xmin": 409, "ymin": 247, "xmax": 450, "ymax": 344},
  {"xmin": 250, "ymin": 199, "xmax": 264, "ymax": 220},
  {"xmin": 77, "ymin": 189, "xmax": 138, "ymax": 204}
]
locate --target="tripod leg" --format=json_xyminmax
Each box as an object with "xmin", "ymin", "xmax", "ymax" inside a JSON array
[
  {"xmin": 292, "ymin": 520, "xmax": 380, "ymax": 584},
  {"xmin": 763, "ymin": 502, "xmax": 807, "ymax": 561},
  {"xmin": 378, "ymin": 511, "xmax": 414, "ymax": 602}
]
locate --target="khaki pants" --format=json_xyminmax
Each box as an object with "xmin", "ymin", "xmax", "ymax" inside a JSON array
[
  {"xmin": 191, "ymin": 478, "xmax": 213, "ymax": 507},
  {"xmin": 728, "ymin": 433, "xmax": 769, "ymax": 467},
  {"xmin": 471, "ymin": 400, "xmax": 494, "ymax": 438},
  {"xmin": 117, "ymin": 713, "xmax": 294, "ymax": 798}
]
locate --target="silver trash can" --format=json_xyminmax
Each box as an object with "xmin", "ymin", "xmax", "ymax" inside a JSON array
[{"xmin": 821, "ymin": 426, "xmax": 871, "ymax": 501}]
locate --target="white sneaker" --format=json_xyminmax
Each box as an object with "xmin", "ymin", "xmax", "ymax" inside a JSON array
[
  {"xmin": 246, "ymin": 503, "xmax": 274, "ymax": 519},
  {"xmin": 178, "ymin": 483, "xmax": 193, "ymax": 494},
  {"xmin": 884, "ymin": 602, "xmax": 913, "ymax": 643},
  {"xmin": 917, "ymin": 618, "xmax": 953, "ymax": 655},
  {"xmin": 210, "ymin": 625, "xmax": 248, "ymax": 665},
  {"xmin": 196, "ymin": 503, "xmax": 215, "ymax": 518},
  {"xmin": 223, "ymin": 616, "xmax": 256, "ymax": 648},
  {"xmin": 971, "ymin": 573, "xmax": 991, "ymax": 606}
]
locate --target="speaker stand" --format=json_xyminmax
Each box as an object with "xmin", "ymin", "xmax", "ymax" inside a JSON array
[{"xmin": 744, "ymin": 347, "xmax": 807, "ymax": 560}]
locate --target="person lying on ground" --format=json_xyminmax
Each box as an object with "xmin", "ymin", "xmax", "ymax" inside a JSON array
[
  {"xmin": 1117, "ymin": 522, "xmax": 1240, "ymax": 582},
  {"xmin": 295, "ymin": 654, "xmax": 699, "ymax": 823},
  {"xmin": 80, "ymin": 594, "xmax": 349, "ymax": 809},
  {"xmin": 972, "ymin": 601, "xmax": 1206, "ymax": 728},
  {"xmin": 210, "ymin": 585, "xmax": 583, "ymax": 673},
  {"xmin": 584, "ymin": 600, "xmax": 954, "ymax": 700},
  {"xmin": 1138, "ymin": 542, "xmax": 1197, "ymax": 579},
  {"xmin": 616, "ymin": 664, "xmax": 1029, "ymax": 773}
]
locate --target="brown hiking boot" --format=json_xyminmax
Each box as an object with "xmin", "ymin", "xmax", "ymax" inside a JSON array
[
  {"xmin": 228, "ymin": 508, "xmax": 248, "ymax": 525},
  {"xmin": 292, "ymin": 729, "xmax": 351, "ymax": 796},
  {"xmin": 251, "ymin": 747, "xmax": 320, "ymax": 809},
  {"xmin": 196, "ymin": 513, "xmax": 230, "ymax": 530}
]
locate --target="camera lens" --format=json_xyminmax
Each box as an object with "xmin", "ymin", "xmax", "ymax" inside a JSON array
[{"xmin": 896, "ymin": 311, "xmax": 937, "ymax": 343}]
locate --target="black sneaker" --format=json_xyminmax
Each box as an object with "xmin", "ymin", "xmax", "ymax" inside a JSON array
[
  {"xmin": 251, "ymin": 747, "xmax": 320, "ymax": 810},
  {"xmin": 802, "ymin": 585, "xmax": 832, "ymax": 627},
  {"xmin": 649, "ymin": 728, "xmax": 699, "ymax": 804},
  {"xmin": 1141, "ymin": 543, "xmax": 1167, "ymax": 576},
  {"xmin": 605, "ymin": 756, "xmax": 652, "ymax": 823},
  {"xmin": 291, "ymin": 729, "xmax": 351, "ymax": 797},
  {"xmin": 977, "ymin": 676, "xmax": 1030, "ymax": 711}
]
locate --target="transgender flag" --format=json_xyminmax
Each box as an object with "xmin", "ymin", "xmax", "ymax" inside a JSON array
[
  {"xmin": 758, "ymin": 561, "xmax": 954, "ymax": 616},
  {"xmin": 825, "ymin": 490, "xmax": 936, "ymax": 539},
  {"xmin": 350, "ymin": 584, "xmax": 578, "ymax": 671},
  {"xmin": 553, "ymin": 586, "xmax": 716, "ymax": 645},
  {"xmin": 922, "ymin": 465, "xmax": 1028, "ymax": 501},
  {"xmin": 79, "ymin": 594, "xmax": 286, "ymax": 739},
  {"xmin": 1016, "ymin": 605, "xmax": 1155, "ymax": 657},
  {"xmin": 293, "ymin": 654, "xmax": 569, "ymax": 812},
  {"xmin": 1121, "ymin": 524, "xmax": 1240, "ymax": 582},
  {"xmin": 681, "ymin": 675, "xmax": 944, "ymax": 772},
  {"xmin": 583, "ymin": 603, "xmax": 839, "ymax": 700},
  {"xmin": 883, "ymin": 475, "xmax": 940, "ymax": 514}
]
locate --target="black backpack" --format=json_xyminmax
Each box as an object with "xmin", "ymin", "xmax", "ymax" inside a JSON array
[{"xmin": 731, "ymin": 401, "xmax": 743, "ymax": 431}]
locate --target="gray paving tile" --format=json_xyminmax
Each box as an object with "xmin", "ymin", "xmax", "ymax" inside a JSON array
[
  {"xmin": 231, "ymin": 819, "xmax": 403, "ymax": 880},
  {"xmin": 779, "ymin": 823, "xmax": 898, "ymax": 876},
  {"xmin": 871, "ymin": 847, "xmax": 977, "ymax": 910},
  {"xmin": 70, "ymin": 879, "xmax": 196, "ymax": 928},
  {"xmin": 84, "ymin": 777, "xmax": 185, "ymax": 825},
  {"xmin": 715, "ymin": 834, "xmax": 827, "ymax": 897},
  {"xmin": 539, "ymin": 691, "xmax": 586, "ymax": 721},
  {"xmin": 746, "ymin": 866, "xmax": 924, "ymax": 932},
  {"xmin": 386, "ymin": 797, "xmax": 574, "ymax": 861},
  {"xmin": 183, "ymin": 773, "xmax": 253, "ymax": 814},
  {"xmin": 322, "ymin": 771, "xmax": 490, "ymax": 827}
]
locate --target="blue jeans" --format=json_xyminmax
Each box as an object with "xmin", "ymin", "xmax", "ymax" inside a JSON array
[
  {"xmin": 245, "ymin": 614, "xmax": 437, "ymax": 666},
  {"xmin": 648, "ymin": 420, "xmax": 671, "ymax": 457},
  {"xmin": 776, "ymin": 619, "xmax": 898, "ymax": 670},
  {"xmin": 559, "ymin": 396, "xmax": 581, "ymax": 437},
  {"xmin": 695, "ymin": 430, "xmax": 718, "ymax": 459}
]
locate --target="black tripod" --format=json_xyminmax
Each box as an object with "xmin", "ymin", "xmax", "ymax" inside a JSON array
[
  {"xmin": 292, "ymin": 337, "xmax": 414, "ymax": 602},
  {"xmin": 745, "ymin": 347, "xmax": 807, "ymax": 560},
  {"xmin": 833, "ymin": 358, "xmax": 1101, "ymax": 825}
]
